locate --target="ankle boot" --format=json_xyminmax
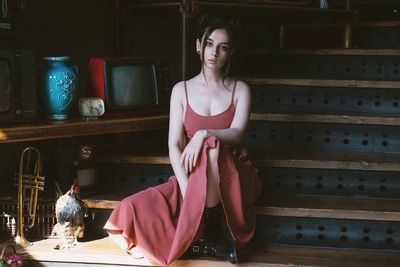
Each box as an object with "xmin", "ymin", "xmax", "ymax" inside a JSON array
[
  {"xmin": 181, "ymin": 204, "xmax": 223, "ymax": 259},
  {"xmin": 203, "ymin": 204, "xmax": 223, "ymax": 240}
]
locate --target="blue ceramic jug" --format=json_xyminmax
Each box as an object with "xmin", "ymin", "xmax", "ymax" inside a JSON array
[{"xmin": 39, "ymin": 56, "xmax": 78, "ymax": 120}]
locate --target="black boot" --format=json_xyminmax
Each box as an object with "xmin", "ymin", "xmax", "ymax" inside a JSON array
[
  {"xmin": 201, "ymin": 204, "xmax": 240, "ymax": 263},
  {"xmin": 181, "ymin": 204, "xmax": 240, "ymax": 263},
  {"xmin": 203, "ymin": 204, "xmax": 223, "ymax": 240}
]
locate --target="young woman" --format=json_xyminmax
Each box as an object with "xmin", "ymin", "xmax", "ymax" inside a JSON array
[{"xmin": 104, "ymin": 15, "xmax": 261, "ymax": 266}]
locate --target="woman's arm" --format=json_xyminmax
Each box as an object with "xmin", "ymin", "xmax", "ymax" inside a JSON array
[
  {"xmin": 168, "ymin": 82, "xmax": 190, "ymax": 198},
  {"xmin": 199, "ymin": 80, "xmax": 251, "ymax": 144}
]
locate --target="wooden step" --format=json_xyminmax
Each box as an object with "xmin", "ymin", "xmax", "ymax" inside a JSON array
[
  {"xmin": 252, "ymin": 150, "xmax": 400, "ymax": 171},
  {"xmin": 245, "ymin": 48, "xmax": 400, "ymax": 56},
  {"xmin": 253, "ymin": 245, "xmax": 400, "ymax": 267},
  {"xmin": 94, "ymin": 148, "xmax": 400, "ymax": 172},
  {"xmin": 17, "ymin": 237, "xmax": 268, "ymax": 266},
  {"xmin": 251, "ymin": 111, "xmax": 400, "ymax": 126},
  {"xmin": 259, "ymin": 195, "xmax": 400, "ymax": 221},
  {"xmin": 17, "ymin": 237, "xmax": 400, "ymax": 267},
  {"xmin": 83, "ymin": 193, "xmax": 400, "ymax": 222},
  {"xmin": 356, "ymin": 20, "xmax": 400, "ymax": 28},
  {"xmin": 241, "ymin": 77, "xmax": 400, "ymax": 89}
]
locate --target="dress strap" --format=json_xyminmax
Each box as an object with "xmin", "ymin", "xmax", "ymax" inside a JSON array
[
  {"xmin": 184, "ymin": 80, "xmax": 189, "ymax": 105},
  {"xmin": 231, "ymin": 80, "xmax": 237, "ymax": 104}
]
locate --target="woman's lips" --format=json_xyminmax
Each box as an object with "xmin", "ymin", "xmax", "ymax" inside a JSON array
[{"xmin": 208, "ymin": 59, "xmax": 217, "ymax": 64}]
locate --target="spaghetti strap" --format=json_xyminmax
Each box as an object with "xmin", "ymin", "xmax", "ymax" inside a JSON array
[
  {"xmin": 231, "ymin": 80, "xmax": 237, "ymax": 104},
  {"xmin": 184, "ymin": 81, "xmax": 189, "ymax": 104}
]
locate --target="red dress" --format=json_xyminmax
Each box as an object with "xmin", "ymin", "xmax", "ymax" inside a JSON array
[{"xmin": 104, "ymin": 80, "xmax": 261, "ymax": 266}]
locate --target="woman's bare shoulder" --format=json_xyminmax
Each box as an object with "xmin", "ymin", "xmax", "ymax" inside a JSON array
[
  {"xmin": 234, "ymin": 79, "xmax": 250, "ymax": 96},
  {"xmin": 171, "ymin": 81, "xmax": 186, "ymax": 96}
]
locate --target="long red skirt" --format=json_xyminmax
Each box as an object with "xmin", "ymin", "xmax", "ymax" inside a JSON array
[{"xmin": 104, "ymin": 136, "xmax": 261, "ymax": 266}]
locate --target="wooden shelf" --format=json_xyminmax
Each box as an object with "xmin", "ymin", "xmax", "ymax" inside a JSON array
[
  {"xmin": 0, "ymin": 113, "xmax": 169, "ymax": 144},
  {"xmin": 245, "ymin": 48, "xmax": 400, "ymax": 56},
  {"xmin": 241, "ymin": 77, "xmax": 400, "ymax": 89}
]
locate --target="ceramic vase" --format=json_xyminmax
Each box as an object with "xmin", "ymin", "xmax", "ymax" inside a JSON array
[{"xmin": 39, "ymin": 56, "xmax": 78, "ymax": 120}]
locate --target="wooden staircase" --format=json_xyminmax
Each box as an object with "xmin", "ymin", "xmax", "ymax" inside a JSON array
[
  {"xmin": 6, "ymin": 2, "xmax": 400, "ymax": 267},
  {"xmin": 77, "ymin": 13, "xmax": 400, "ymax": 267}
]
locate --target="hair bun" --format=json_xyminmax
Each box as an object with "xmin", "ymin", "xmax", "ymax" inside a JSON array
[
  {"xmin": 198, "ymin": 14, "xmax": 210, "ymax": 28},
  {"xmin": 228, "ymin": 19, "xmax": 241, "ymax": 32}
]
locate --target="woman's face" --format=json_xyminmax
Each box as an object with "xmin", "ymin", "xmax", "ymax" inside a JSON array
[{"xmin": 197, "ymin": 28, "xmax": 232, "ymax": 70}]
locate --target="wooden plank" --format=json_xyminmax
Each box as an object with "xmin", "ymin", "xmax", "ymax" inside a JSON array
[
  {"xmin": 254, "ymin": 156, "xmax": 400, "ymax": 171},
  {"xmin": 355, "ymin": 20, "xmax": 400, "ymax": 28},
  {"xmin": 0, "ymin": 114, "xmax": 169, "ymax": 144},
  {"xmin": 17, "ymin": 237, "xmax": 289, "ymax": 267},
  {"xmin": 83, "ymin": 194, "xmax": 400, "ymax": 222},
  {"xmin": 253, "ymin": 246, "xmax": 400, "ymax": 267},
  {"xmin": 245, "ymin": 48, "xmax": 400, "ymax": 56},
  {"xmin": 241, "ymin": 77, "xmax": 400, "ymax": 89},
  {"xmin": 258, "ymin": 206, "xmax": 400, "ymax": 221},
  {"xmin": 259, "ymin": 196, "xmax": 400, "ymax": 221},
  {"xmin": 250, "ymin": 112, "xmax": 400, "ymax": 126},
  {"xmin": 17, "ymin": 237, "xmax": 400, "ymax": 267},
  {"xmin": 94, "ymin": 148, "xmax": 400, "ymax": 172}
]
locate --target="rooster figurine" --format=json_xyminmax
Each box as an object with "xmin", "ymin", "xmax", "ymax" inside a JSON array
[{"xmin": 52, "ymin": 180, "xmax": 87, "ymax": 250}]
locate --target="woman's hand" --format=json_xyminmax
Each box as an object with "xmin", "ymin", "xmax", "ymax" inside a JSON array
[{"xmin": 180, "ymin": 130, "xmax": 207, "ymax": 174}]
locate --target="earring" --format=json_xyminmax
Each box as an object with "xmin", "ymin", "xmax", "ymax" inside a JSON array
[{"xmin": 197, "ymin": 50, "xmax": 200, "ymax": 54}]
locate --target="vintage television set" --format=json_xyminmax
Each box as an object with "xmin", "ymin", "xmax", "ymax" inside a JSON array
[
  {"xmin": 0, "ymin": 50, "xmax": 36, "ymax": 123},
  {"xmin": 87, "ymin": 57, "xmax": 168, "ymax": 114}
]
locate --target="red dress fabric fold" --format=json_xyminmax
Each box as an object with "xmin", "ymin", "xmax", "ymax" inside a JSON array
[{"xmin": 104, "ymin": 81, "xmax": 261, "ymax": 265}]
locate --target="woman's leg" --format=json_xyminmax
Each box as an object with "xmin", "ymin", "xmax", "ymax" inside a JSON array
[{"xmin": 206, "ymin": 147, "xmax": 221, "ymax": 207}]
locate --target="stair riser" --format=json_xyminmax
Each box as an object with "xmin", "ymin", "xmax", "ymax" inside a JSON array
[
  {"xmin": 257, "ymin": 215, "xmax": 400, "ymax": 250},
  {"xmin": 259, "ymin": 167, "xmax": 400, "ymax": 199},
  {"xmin": 244, "ymin": 55, "xmax": 400, "ymax": 79},
  {"xmin": 245, "ymin": 121, "xmax": 400, "ymax": 154},
  {"xmin": 252, "ymin": 85, "xmax": 400, "ymax": 115}
]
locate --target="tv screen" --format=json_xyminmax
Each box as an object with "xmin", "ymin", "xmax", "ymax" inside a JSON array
[
  {"xmin": 88, "ymin": 57, "xmax": 169, "ymax": 114},
  {"xmin": 0, "ymin": 58, "xmax": 11, "ymax": 113},
  {"xmin": 109, "ymin": 64, "xmax": 157, "ymax": 108}
]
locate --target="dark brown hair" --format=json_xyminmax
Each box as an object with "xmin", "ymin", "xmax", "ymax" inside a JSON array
[{"xmin": 197, "ymin": 15, "xmax": 239, "ymax": 78}]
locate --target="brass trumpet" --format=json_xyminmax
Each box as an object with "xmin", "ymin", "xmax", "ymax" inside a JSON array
[{"xmin": 14, "ymin": 147, "xmax": 45, "ymax": 247}]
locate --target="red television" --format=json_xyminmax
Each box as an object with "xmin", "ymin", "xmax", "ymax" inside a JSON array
[
  {"xmin": 87, "ymin": 57, "xmax": 167, "ymax": 114},
  {"xmin": 0, "ymin": 50, "xmax": 36, "ymax": 123}
]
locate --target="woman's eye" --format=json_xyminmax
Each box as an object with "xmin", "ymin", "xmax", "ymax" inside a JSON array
[
  {"xmin": 206, "ymin": 41, "xmax": 213, "ymax": 47},
  {"xmin": 220, "ymin": 45, "xmax": 229, "ymax": 51}
]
